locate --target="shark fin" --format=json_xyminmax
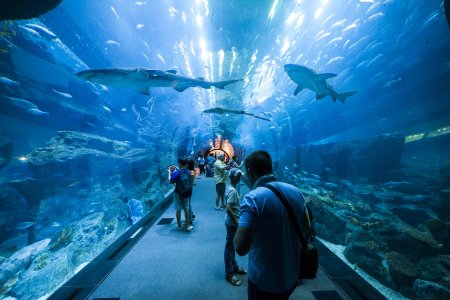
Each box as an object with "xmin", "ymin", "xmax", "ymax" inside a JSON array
[
  {"xmin": 166, "ymin": 70, "xmax": 177, "ymax": 74},
  {"xmin": 316, "ymin": 73, "xmax": 337, "ymax": 81},
  {"xmin": 294, "ymin": 84, "xmax": 304, "ymax": 96},
  {"xmin": 337, "ymin": 91, "xmax": 357, "ymax": 103},
  {"xmin": 210, "ymin": 79, "xmax": 242, "ymax": 89},
  {"xmin": 174, "ymin": 86, "xmax": 189, "ymax": 92}
]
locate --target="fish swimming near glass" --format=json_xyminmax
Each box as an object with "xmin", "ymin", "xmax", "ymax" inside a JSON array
[
  {"xmin": 4, "ymin": 96, "xmax": 48, "ymax": 116},
  {"xmin": 284, "ymin": 64, "xmax": 357, "ymax": 103},
  {"xmin": 202, "ymin": 107, "xmax": 271, "ymax": 121},
  {"xmin": 76, "ymin": 68, "xmax": 242, "ymax": 94}
]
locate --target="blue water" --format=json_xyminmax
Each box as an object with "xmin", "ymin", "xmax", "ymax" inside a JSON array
[{"xmin": 0, "ymin": 0, "xmax": 449, "ymax": 299}]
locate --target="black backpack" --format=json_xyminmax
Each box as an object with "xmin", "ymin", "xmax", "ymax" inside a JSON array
[{"xmin": 176, "ymin": 169, "xmax": 192, "ymax": 198}]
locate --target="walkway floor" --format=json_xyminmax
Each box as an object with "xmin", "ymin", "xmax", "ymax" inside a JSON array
[{"xmin": 88, "ymin": 176, "xmax": 350, "ymax": 300}]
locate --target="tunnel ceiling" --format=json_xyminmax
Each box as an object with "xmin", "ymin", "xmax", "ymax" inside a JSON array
[{"xmin": 1, "ymin": 0, "xmax": 449, "ymax": 156}]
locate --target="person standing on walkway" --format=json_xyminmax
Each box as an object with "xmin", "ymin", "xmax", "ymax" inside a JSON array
[
  {"xmin": 214, "ymin": 153, "xmax": 229, "ymax": 210},
  {"xmin": 169, "ymin": 157, "xmax": 193, "ymax": 232},
  {"xmin": 187, "ymin": 158, "xmax": 196, "ymax": 223},
  {"xmin": 197, "ymin": 155, "xmax": 205, "ymax": 175},
  {"xmin": 224, "ymin": 168, "xmax": 247, "ymax": 286},
  {"xmin": 234, "ymin": 150, "xmax": 310, "ymax": 299}
]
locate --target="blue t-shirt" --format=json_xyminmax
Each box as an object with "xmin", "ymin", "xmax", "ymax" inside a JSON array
[{"xmin": 239, "ymin": 175, "xmax": 306, "ymax": 293}]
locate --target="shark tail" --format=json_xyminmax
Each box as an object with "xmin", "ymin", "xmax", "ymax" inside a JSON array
[
  {"xmin": 337, "ymin": 91, "xmax": 357, "ymax": 103},
  {"xmin": 210, "ymin": 79, "xmax": 242, "ymax": 89}
]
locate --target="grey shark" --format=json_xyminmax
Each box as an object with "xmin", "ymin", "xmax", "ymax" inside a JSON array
[
  {"xmin": 284, "ymin": 64, "xmax": 357, "ymax": 103},
  {"xmin": 203, "ymin": 107, "xmax": 270, "ymax": 121},
  {"xmin": 76, "ymin": 68, "xmax": 242, "ymax": 94}
]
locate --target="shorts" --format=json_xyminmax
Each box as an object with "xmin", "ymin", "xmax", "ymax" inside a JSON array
[
  {"xmin": 174, "ymin": 194, "xmax": 189, "ymax": 211},
  {"xmin": 216, "ymin": 182, "xmax": 225, "ymax": 196}
]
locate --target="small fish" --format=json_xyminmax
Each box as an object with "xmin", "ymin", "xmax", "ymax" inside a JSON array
[
  {"xmin": 343, "ymin": 22, "xmax": 358, "ymax": 32},
  {"xmin": 366, "ymin": 53, "xmax": 384, "ymax": 68},
  {"xmin": 382, "ymin": 181, "xmax": 411, "ymax": 190},
  {"xmin": 28, "ymin": 108, "xmax": 49, "ymax": 116},
  {"xmin": 106, "ymin": 40, "xmax": 120, "ymax": 46},
  {"xmin": 5, "ymin": 96, "xmax": 48, "ymax": 116},
  {"xmin": 423, "ymin": 10, "xmax": 441, "ymax": 27},
  {"xmin": 315, "ymin": 32, "xmax": 331, "ymax": 42},
  {"xmin": 325, "ymin": 56, "xmax": 344, "ymax": 66},
  {"xmin": 141, "ymin": 52, "xmax": 150, "ymax": 62},
  {"xmin": 24, "ymin": 24, "xmax": 57, "ymax": 39},
  {"xmin": 157, "ymin": 54, "xmax": 166, "ymax": 64},
  {"xmin": 0, "ymin": 76, "xmax": 20, "ymax": 86},
  {"xmin": 383, "ymin": 77, "xmax": 402, "ymax": 88},
  {"xmin": 343, "ymin": 39, "xmax": 351, "ymax": 48},
  {"xmin": 134, "ymin": 1, "xmax": 147, "ymax": 5},
  {"xmin": 52, "ymin": 89, "xmax": 72, "ymax": 98},
  {"xmin": 111, "ymin": 6, "xmax": 119, "ymax": 19},
  {"xmin": 366, "ymin": 2, "xmax": 382, "ymax": 15},
  {"xmin": 136, "ymin": 24, "xmax": 144, "ymax": 29},
  {"xmin": 121, "ymin": 108, "xmax": 127, "ymax": 112},
  {"xmin": 101, "ymin": 104, "xmax": 112, "ymax": 112},
  {"xmin": 331, "ymin": 19, "xmax": 347, "ymax": 29},
  {"xmin": 18, "ymin": 25, "xmax": 41, "ymax": 38},
  {"xmin": 327, "ymin": 37, "xmax": 343, "ymax": 45},
  {"xmin": 49, "ymin": 222, "xmax": 61, "ymax": 228},
  {"xmin": 15, "ymin": 222, "xmax": 35, "ymax": 230},
  {"xmin": 366, "ymin": 12, "xmax": 384, "ymax": 22}
]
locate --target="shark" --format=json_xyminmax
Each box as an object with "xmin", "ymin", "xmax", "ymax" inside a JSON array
[
  {"xmin": 76, "ymin": 68, "xmax": 242, "ymax": 95},
  {"xmin": 202, "ymin": 107, "xmax": 271, "ymax": 121},
  {"xmin": 284, "ymin": 64, "xmax": 357, "ymax": 103}
]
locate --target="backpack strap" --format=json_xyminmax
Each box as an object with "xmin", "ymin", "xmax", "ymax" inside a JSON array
[{"xmin": 263, "ymin": 183, "xmax": 308, "ymax": 250}]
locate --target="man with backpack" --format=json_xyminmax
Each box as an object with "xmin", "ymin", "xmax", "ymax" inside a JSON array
[{"xmin": 169, "ymin": 157, "xmax": 194, "ymax": 232}]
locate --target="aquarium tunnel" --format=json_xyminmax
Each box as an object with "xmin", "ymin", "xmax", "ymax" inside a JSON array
[{"xmin": 0, "ymin": 0, "xmax": 449, "ymax": 299}]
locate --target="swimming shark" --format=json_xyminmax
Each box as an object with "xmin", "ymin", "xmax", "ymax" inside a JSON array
[
  {"xmin": 76, "ymin": 68, "xmax": 242, "ymax": 94},
  {"xmin": 284, "ymin": 64, "xmax": 357, "ymax": 103},
  {"xmin": 202, "ymin": 107, "xmax": 271, "ymax": 121}
]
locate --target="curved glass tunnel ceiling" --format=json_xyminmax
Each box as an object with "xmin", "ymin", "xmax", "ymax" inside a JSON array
[{"xmin": 0, "ymin": 0, "xmax": 449, "ymax": 299}]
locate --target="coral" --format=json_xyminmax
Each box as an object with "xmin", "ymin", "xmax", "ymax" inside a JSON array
[
  {"xmin": 385, "ymin": 251, "xmax": 418, "ymax": 277},
  {"xmin": 33, "ymin": 252, "xmax": 48, "ymax": 270},
  {"xmin": 50, "ymin": 227, "xmax": 74, "ymax": 251}
]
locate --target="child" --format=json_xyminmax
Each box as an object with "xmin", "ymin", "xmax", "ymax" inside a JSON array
[{"xmin": 224, "ymin": 168, "xmax": 247, "ymax": 286}]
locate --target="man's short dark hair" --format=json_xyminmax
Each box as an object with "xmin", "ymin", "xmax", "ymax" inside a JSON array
[
  {"xmin": 178, "ymin": 157, "xmax": 187, "ymax": 166},
  {"xmin": 244, "ymin": 150, "xmax": 272, "ymax": 176}
]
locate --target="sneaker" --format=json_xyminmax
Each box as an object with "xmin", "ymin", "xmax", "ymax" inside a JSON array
[
  {"xmin": 215, "ymin": 206, "xmax": 220, "ymax": 210},
  {"xmin": 186, "ymin": 225, "xmax": 194, "ymax": 232},
  {"xmin": 177, "ymin": 226, "xmax": 183, "ymax": 231},
  {"xmin": 220, "ymin": 204, "xmax": 226, "ymax": 208}
]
